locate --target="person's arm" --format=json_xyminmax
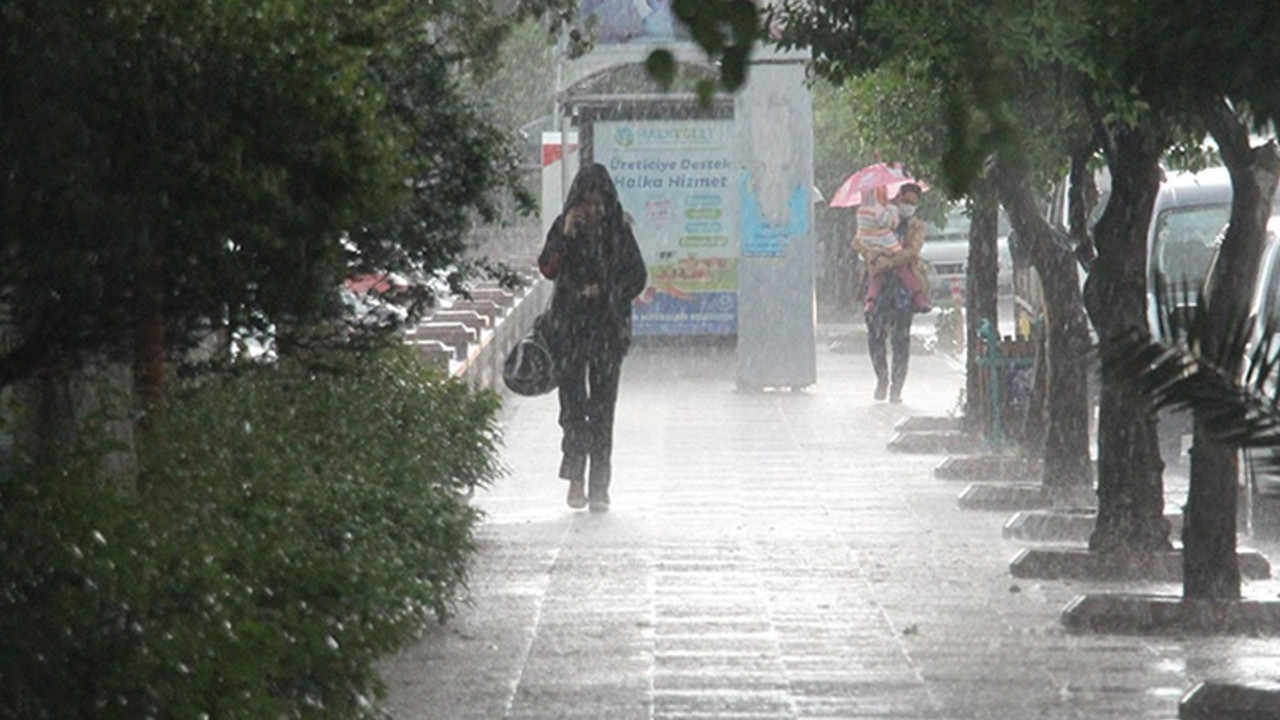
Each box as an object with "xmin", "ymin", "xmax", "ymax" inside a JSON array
[
  {"xmin": 877, "ymin": 219, "xmax": 925, "ymax": 270},
  {"xmin": 539, "ymin": 215, "xmax": 571, "ymax": 279},
  {"xmin": 614, "ymin": 223, "xmax": 648, "ymax": 303},
  {"xmin": 903, "ymin": 218, "xmax": 926, "ymax": 260}
]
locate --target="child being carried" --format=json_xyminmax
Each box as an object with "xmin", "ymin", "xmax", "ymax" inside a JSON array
[{"xmin": 853, "ymin": 186, "xmax": 931, "ymax": 314}]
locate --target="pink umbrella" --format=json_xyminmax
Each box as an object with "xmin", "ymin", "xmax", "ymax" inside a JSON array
[{"xmin": 829, "ymin": 162, "xmax": 928, "ymax": 207}]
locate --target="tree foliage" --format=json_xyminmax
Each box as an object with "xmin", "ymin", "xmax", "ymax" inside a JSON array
[
  {"xmin": 640, "ymin": 0, "xmax": 760, "ymax": 105},
  {"xmin": 811, "ymin": 64, "xmax": 949, "ymax": 202},
  {"xmin": 0, "ymin": 0, "xmax": 576, "ymax": 389},
  {"xmin": 0, "ymin": 347, "xmax": 502, "ymax": 719},
  {"xmin": 1100, "ymin": 2, "xmax": 1280, "ymax": 133},
  {"xmin": 3, "ymin": 1, "xmax": 392, "ymax": 376},
  {"xmin": 462, "ymin": 16, "xmax": 560, "ymax": 133}
]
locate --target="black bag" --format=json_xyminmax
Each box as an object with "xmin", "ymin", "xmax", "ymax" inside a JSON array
[
  {"xmin": 888, "ymin": 273, "xmax": 915, "ymax": 313},
  {"xmin": 502, "ymin": 312, "xmax": 560, "ymax": 396},
  {"xmin": 876, "ymin": 270, "xmax": 914, "ymax": 315}
]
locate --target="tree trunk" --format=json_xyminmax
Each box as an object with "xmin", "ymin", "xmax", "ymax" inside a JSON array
[
  {"xmin": 1186, "ymin": 431, "xmax": 1241, "ymax": 598},
  {"xmin": 965, "ymin": 182, "xmax": 1000, "ymax": 434},
  {"xmin": 1084, "ymin": 127, "xmax": 1172, "ymax": 553},
  {"xmin": 11, "ymin": 360, "xmax": 138, "ymax": 493},
  {"xmin": 135, "ymin": 224, "xmax": 166, "ymax": 421},
  {"xmin": 13, "ymin": 369, "xmax": 76, "ymax": 470},
  {"xmin": 1184, "ymin": 98, "xmax": 1280, "ymax": 599},
  {"xmin": 136, "ymin": 310, "xmax": 165, "ymax": 418},
  {"xmin": 990, "ymin": 161, "xmax": 1095, "ymax": 505}
]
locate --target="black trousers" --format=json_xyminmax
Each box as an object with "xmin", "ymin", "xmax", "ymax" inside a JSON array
[
  {"xmin": 557, "ymin": 348, "xmax": 623, "ymax": 493},
  {"xmin": 866, "ymin": 308, "xmax": 912, "ymax": 394}
]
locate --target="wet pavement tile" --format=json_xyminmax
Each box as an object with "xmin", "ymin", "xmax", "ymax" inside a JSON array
[{"xmin": 380, "ymin": 342, "xmax": 1280, "ymax": 720}]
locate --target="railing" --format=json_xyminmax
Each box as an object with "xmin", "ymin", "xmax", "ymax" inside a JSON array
[{"xmin": 403, "ymin": 258, "xmax": 552, "ymax": 394}]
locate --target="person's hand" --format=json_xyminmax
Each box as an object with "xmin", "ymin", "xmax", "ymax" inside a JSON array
[{"xmin": 564, "ymin": 206, "xmax": 591, "ymax": 239}]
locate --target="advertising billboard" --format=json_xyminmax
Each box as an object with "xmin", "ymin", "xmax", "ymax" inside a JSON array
[{"xmin": 594, "ymin": 119, "xmax": 739, "ymax": 335}]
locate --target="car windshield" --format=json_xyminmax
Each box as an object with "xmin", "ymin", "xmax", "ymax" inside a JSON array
[
  {"xmin": 925, "ymin": 206, "xmax": 1011, "ymax": 241},
  {"xmin": 1151, "ymin": 203, "xmax": 1232, "ymax": 288}
]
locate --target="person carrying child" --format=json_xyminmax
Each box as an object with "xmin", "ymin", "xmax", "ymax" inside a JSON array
[
  {"xmin": 855, "ymin": 182, "xmax": 932, "ymax": 403},
  {"xmin": 853, "ymin": 185, "xmax": 931, "ymax": 316}
]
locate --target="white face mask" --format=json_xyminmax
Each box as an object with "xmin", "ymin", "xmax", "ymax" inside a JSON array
[{"xmin": 898, "ymin": 203, "xmax": 917, "ymax": 218}]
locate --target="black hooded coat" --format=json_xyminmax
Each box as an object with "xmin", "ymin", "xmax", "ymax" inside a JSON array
[{"xmin": 538, "ymin": 163, "xmax": 647, "ymax": 360}]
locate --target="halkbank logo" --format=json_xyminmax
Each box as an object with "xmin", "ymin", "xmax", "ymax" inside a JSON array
[{"xmin": 613, "ymin": 123, "xmax": 719, "ymax": 149}]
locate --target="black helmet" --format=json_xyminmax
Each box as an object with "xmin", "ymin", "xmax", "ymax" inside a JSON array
[{"xmin": 502, "ymin": 326, "xmax": 557, "ymax": 396}]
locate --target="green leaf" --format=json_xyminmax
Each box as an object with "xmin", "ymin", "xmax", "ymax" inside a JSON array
[
  {"xmin": 672, "ymin": 0, "xmax": 700, "ymax": 23},
  {"xmin": 727, "ymin": 0, "xmax": 761, "ymax": 45},
  {"xmin": 721, "ymin": 46, "xmax": 750, "ymax": 92},
  {"xmin": 645, "ymin": 49, "xmax": 677, "ymax": 90}
]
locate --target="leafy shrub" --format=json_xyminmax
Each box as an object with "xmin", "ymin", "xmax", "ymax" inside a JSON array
[{"xmin": 0, "ymin": 348, "xmax": 502, "ymax": 719}]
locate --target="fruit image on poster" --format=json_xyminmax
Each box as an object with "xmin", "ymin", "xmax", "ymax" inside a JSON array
[{"xmin": 594, "ymin": 119, "xmax": 739, "ymax": 335}]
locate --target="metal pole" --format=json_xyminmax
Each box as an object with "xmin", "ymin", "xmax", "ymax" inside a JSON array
[{"xmin": 554, "ymin": 33, "xmax": 569, "ymax": 213}]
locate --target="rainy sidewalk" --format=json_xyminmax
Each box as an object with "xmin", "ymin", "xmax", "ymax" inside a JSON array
[{"xmin": 379, "ymin": 336, "xmax": 1280, "ymax": 720}]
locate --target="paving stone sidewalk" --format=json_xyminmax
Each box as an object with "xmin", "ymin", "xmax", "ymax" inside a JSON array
[{"xmin": 380, "ymin": 339, "xmax": 1280, "ymax": 720}]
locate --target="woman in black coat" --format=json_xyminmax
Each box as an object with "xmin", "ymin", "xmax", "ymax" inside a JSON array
[{"xmin": 538, "ymin": 163, "xmax": 648, "ymax": 512}]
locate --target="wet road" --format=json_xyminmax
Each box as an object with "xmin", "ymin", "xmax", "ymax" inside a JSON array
[{"xmin": 380, "ymin": 336, "xmax": 1280, "ymax": 719}]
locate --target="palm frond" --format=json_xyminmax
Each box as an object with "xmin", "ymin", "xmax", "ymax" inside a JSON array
[{"xmin": 1101, "ymin": 273, "xmax": 1280, "ymax": 452}]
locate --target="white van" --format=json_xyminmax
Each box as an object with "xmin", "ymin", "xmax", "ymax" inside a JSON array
[
  {"xmin": 1144, "ymin": 166, "xmax": 1235, "ymax": 334},
  {"xmin": 1201, "ymin": 216, "xmax": 1280, "ymax": 537},
  {"xmin": 1247, "ymin": 216, "xmax": 1280, "ymax": 339},
  {"xmin": 1151, "ymin": 172, "xmax": 1280, "ymax": 464},
  {"xmin": 1036, "ymin": 166, "xmax": 1233, "ymax": 463},
  {"xmin": 918, "ymin": 203, "xmax": 1014, "ymax": 303},
  {"xmin": 1043, "ymin": 164, "xmax": 1235, "ymax": 333}
]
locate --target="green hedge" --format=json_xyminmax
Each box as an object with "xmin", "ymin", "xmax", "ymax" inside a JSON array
[{"xmin": 0, "ymin": 348, "xmax": 502, "ymax": 719}]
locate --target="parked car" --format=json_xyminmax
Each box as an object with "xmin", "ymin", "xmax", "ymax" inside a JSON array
[
  {"xmin": 1052, "ymin": 165, "xmax": 1244, "ymax": 329},
  {"xmin": 1175, "ymin": 214, "xmax": 1280, "ymax": 537},
  {"xmin": 1128, "ymin": 168, "xmax": 1235, "ymax": 464},
  {"xmin": 1145, "ymin": 166, "xmax": 1236, "ymax": 335},
  {"xmin": 1147, "ymin": 169, "xmax": 1280, "ymax": 464},
  {"xmin": 1201, "ymin": 217, "xmax": 1280, "ymax": 519},
  {"xmin": 1038, "ymin": 165, "xmax": 1235, "ymax": 330},
  {"xmin": 1020, "ymin": 166, "xmax": 1111, "ymax": 334},
  {"xmin": 918, "ymin": 203, "xmax": 1013, "ymax": 304}
]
